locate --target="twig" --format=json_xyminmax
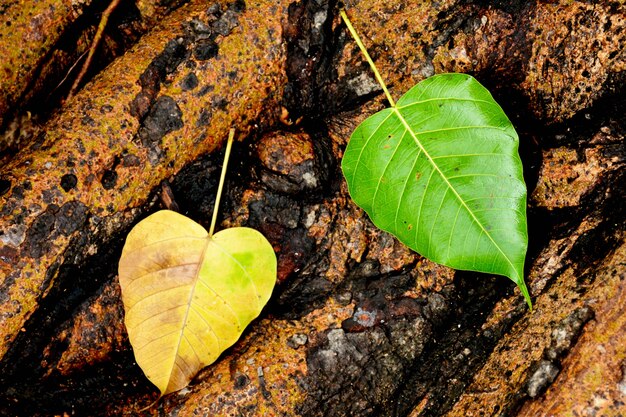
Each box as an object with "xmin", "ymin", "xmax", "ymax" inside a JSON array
[{"xmin": 66, "ymin": 0, "xmax": 122, "ymax": 100}]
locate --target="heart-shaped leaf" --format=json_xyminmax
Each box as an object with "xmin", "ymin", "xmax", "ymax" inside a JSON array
[
  {"xmin": 118, "ymin": 209, "xmax": 276, "ymax": 395},
  {"xmin": 342, "ymin": 73, "xmax": 530, "ymax": 305}
]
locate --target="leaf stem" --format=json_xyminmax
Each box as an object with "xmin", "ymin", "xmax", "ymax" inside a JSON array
[
  {"xmin": 339, "ymin": 8, "xmax": 396, "ymax": 108},
  {"xmin": 209, "ymin": 128, "xmax": 235, "ymax": 237}
]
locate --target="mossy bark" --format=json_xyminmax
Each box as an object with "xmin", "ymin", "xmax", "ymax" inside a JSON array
[
  {"xmin": 0, "ymin": 0, "xmax": 185, "ymax": 154},
  {"xmin": 0, "ymin": 0, "xmax": 97, "ymax": 130},
  {"xmin": 0, "ymin": 0, "xmax": 625, "ymax": 416}
]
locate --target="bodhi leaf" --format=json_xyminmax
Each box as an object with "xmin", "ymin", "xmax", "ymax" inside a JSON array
[
  {"xmin": 118, "ymin": 209, "xmax": 276, "ymax": 395},
  {"xmin": 342, "ymin": 73, "xmax": 531, "ymax": 306}
]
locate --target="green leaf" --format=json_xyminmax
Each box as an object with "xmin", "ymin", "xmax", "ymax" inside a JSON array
[
  {"xmin": 342, "ymin": 73, "xmax": 530, "ymax": 306},
  {"xmin": 118, "ymin": 210, "xmax": 276, "ymax": 395}
]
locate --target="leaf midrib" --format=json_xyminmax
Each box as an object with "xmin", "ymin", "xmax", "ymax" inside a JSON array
[
  {"xmin": 396, "ymin": 96, "xmax": 498, "ymax": 109},
  {"xmin": 390, "ymin": 105, "xmax": 520, "ymax": 281},
  {"xmin": 163, "ymin": 236, "xmax": 212, "ymax": 394},
  {"xmin": 164, "ymin": 234, "xmax": 263, "ymax": 392}
]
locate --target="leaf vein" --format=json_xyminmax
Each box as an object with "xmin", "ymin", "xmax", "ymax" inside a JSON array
[
  {"xmin": 397, "ymin": 96, "xmax": 498, "ymax": 109},
  {"xmin": 351, "ymin": 111, "xmax": 395, "ymax": 181},
  {"xmin": 372, "ymin": 128, "xmax": 406, "ymax": 212},
  {"xmin": 394, "ymin": 144, "xmax": 421, "ymax": 232},
  {"xmin": 121, "ymin": 236, "xmax": 207, "ymax": 257},
  {"xmin": 414, "ymin": 169, "xmax": 436, "ymax": 252},
  {"xmin": 195, "ymin": 279, "xmax": 242, "ymax": 329},
  {"xmin": 392, "ymin": 106, "xmax": 519, "ymax": 279}
]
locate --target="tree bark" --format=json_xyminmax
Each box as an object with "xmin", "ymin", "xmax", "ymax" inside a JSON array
[
  {"xmin": 0, "ymin": 0, "xmax": 624, "ymax": 416},
  {"xmin": 0, "ymin": 0, "xmax": 186, "ymax": 155},
  {"xmin": 0, "ymin": 0, "xmax": 99, "ymax": 129}
]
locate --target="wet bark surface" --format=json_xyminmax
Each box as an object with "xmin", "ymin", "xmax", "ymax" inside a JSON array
[{"xmin": 0, "ymin": 0, "xmax": 625, "ymax": 416}]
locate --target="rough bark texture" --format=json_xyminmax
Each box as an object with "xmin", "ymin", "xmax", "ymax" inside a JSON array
[
  {"xmin": 0, "ymin": 0, "xmax": 185, "ymax": 155},
  {"xmin": 0, "ymin": 0, "xmax": 625, "ymax": 416},
  {"xmin": 0, "ymin": 0, "xmax": 98, "ymax": 129}
]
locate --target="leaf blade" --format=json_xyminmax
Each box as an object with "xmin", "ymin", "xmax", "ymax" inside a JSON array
[
  {"xmin": 118, "ymin": 210, "xmax": 276, "ymax": 395},
  {"xmin": 342, "ymin": 73, "xmax": 530, "ymax": 305}
]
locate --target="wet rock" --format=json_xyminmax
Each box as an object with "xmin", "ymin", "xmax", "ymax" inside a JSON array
[
  {"xmin": 544, "ymin": 306, "xmax": 594, "ymax": 361},
  {"xmin": 0, "ymin": 0, "xmax": 288, "ymax": 404},
  {"xmin": 347, "ymin": 72, "xmax": 380, "ymax": 97},
  {"xmin": 180, "ymin": 72, "xmax": 199, "ymax": 91},
  {"xmin": 302, "ymin": 314, "xmax": 431, "ymax": 417},
  {"xmin": 40, "ymin": 280, "xmax": 127, "ymax": 377},
  {"xmin": 515, "ymin": 242, "xmax": 626, "ymax": 416},
  {"xmin": 212, "ymin": 9, "xmax": 240, "ymax": 36},
  {"xmin": 55, "ymin": 201, "xmax": 88, "ymax": 236},
  {"xmin": 23, "ymin": 207, "xmax": 57, "ymax": 258},
  {"xmin": 282, "ymin": 0, "xmax": 333, "ymax": 119},
  {"xmin": 618, "ymin": 364, "xmax": 626, "ymax": 396},
  {"xmin": 137, "ymin": 96, "xmax": 184, "ymax": 145},
  {"xmin": 521, "ymin": 2, "xmax": 626, "ymax": 122},
  {"xmin": 532, "ymin": 146, "xmax": 617, "ymax": 209},
  {"xmin": 130, "ymin": 38, "xmax": 189, "ymax": 120},
  {"xmin": 193, "ymin": 39, "xmax": 219, "ymax": 60},
  {"xmin": 287, "ymin": 333, "xmax": 308, "ymax": 349},
  {"xmin": 2, "ymin": 0, "xmax": 626, "ymax": 415}
]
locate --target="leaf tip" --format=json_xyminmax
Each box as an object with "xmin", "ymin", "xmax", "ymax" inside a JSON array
[{"xmin": 518, "ymin": 280, "xmax": 533, "ymax": 311}]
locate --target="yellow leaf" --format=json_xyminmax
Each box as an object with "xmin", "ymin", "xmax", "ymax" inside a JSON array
[{"xmin": 118, "ymin": 209, "xmax": 276, "ymax": 395}]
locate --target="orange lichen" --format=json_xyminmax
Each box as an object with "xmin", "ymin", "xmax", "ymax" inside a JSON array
[
  {"xmin": 256, "ymin": 132, "xmax": 315, "ymax": 175},
  {"xmin": 0, "ymin": 0, "xmax": 91, "ymax": 126},
  {"xmin": 532, "ymin": 146, "xmax": 619, "ymax": 209},
  {"xmin": 521, "ymin": 2, "xmax": 626, "ymax": 122},
  {"xmin": 515, "ymin": 241, "xmax": 626, "ymax": 417}
]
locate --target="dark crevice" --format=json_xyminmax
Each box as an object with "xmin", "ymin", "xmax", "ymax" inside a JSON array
[
  {"xmin": 282, "ymin": 0, "xmax": 337, "ymax": 121},
  {"xmin": 568, "ymin": 168, "xmax": 626, "ymax": 276},
  {"xmin": 466, "ymin": 0, "xmax": 529, "ymax": 16},
  {"xmin": 547, "ymin": 72, "xmax": 626, "ymax": 149}
]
